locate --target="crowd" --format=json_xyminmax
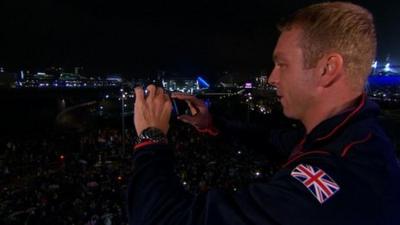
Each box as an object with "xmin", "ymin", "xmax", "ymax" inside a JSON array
[
  {"xmin": 0, "ymin": 96, "xmax": 285, "ymax": 224},
  {"xmin": 0, "ymin": 129, "xmax": 132, "ymax": 225},
  {"xmin": 1, "ymin": 93, "xmax": 399, "ymax": 224},
  {"xmin": 170, "ymin": 121, "xmax": 280, "ymax": 194}
]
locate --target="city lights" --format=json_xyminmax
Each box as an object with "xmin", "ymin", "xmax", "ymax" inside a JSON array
[
  {"xmin": 372, "ymin": 61, "xmax": 378, "ymax": 68},
  {"xmin": 384, "ymin": 63, "xmax": 391, "ymax": 72}
]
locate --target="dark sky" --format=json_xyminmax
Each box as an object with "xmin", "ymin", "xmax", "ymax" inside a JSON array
[{"xmin": 0, "ymin": 0, "xmax": 399, "ymax": 78}]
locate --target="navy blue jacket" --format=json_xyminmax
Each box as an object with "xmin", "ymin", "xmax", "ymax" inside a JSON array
[{"xmin": 128, "ymin": 95, "xmax": 400, "ymax": 225}]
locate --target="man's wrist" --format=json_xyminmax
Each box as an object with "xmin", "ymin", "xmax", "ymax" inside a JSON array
[{"xmin": 134, "ymin": 127, "xmax": 168, "ymax": 150}]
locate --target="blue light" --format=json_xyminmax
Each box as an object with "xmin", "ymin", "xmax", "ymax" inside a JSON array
[
  {"xmin": 368, "ymin": 75, "xmax": 400, "ymax": 86},
  {"xmin": 197, "ymin": 76, "xmax": 210, "ymax": 88}
]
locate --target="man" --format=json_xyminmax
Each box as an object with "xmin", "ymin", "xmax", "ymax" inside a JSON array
[{"xmin": 128, "ymin": 2, "xmax": 400, "ymax": 225}]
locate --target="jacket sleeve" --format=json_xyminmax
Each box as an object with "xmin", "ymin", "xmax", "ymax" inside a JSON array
[
  {"xmin": 127, "ymin": 143, "xmax": 319, "ymax": 225},
  {"xmin": 213, "ymin": 116, "xmax": 304, "ymax": 159}
]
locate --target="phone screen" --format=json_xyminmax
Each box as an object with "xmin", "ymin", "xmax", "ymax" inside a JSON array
[{"xmin": 171, "ymin": 98, "xmax": 191, "ymax": 116}]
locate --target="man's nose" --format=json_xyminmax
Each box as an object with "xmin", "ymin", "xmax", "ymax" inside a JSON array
[{"xmin": 268, "ymin": 68, "xmax": 278, "ymax": 86}]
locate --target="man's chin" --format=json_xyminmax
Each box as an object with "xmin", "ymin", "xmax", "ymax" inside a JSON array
[{"xmin": 282, "ymin": 108, "xmax": 297, "ymax": 119}]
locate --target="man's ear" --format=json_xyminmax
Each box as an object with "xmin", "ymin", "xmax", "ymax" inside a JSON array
[{"xmin": 318, "ymin": 53, "xmax": 344, "ymax": 87}]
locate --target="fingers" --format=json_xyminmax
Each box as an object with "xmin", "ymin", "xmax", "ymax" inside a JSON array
[
  {"xmin": 146, "ymin": 85, "xmax": 166, "ymax": 101},
  {"xmin": 177, "ymin": 114, "xmax": 196, "ymax": 125},
  {"xmin": 171, "ymin": 92, "xmax": 195, "ymax": 101},
  {"xmin": 187, "ymin": 101, "xmax": 198, "ymax": 115},
  {"xmin": 163, "ymin": 91, "xmax": 171, "ymax": 102},
  {"xmin": 134, "ymin": 85, "xmax": 172, "ymax": 135},
  {"xmin": 171, "ymin": 92, "xmax": 204, "ymax": 107},
  {"xmin": 134, "ymin": 87, "xmax": 145, "ymax": 104},
  {"xmin": 146, "ymin": 84, "xmax": 157, "ymax": 100},
  {"xmin": 143, "ymin": 85, "xmax": 171, "ymax": 112},
  {"xmin": 156, "ymin": 86, "xmax": 164, "ymax": 96},
  {"xmin": 162, "ymin": 98, "xmax": 173, "ymax": 117},
  {"xmin": 162, "ymin": 92, "xmax": 172, "ymax": 114}
]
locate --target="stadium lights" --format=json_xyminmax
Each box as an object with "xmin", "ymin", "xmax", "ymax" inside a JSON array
[
  {"xmin": 197, "ymin": 76, "xmax": 210, "ymax": 88},
  {"xmin": 384, "ymin": 63, "xmax": 391, "ymax": 72},
  {"xmin": 372, "ymin": 61, "xmax": 377, "ymax": 69}
]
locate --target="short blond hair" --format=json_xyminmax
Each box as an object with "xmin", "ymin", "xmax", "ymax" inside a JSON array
[{"xmin": 278, "ymin": 2, "xmax": 376, "ymax": 87}]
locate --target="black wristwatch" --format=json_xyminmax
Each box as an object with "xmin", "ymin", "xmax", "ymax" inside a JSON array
[{"xmin": 136, "ymin": 127, "xmax": 168, "ymax": 144}]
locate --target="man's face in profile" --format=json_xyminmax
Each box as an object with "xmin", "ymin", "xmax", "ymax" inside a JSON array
[{"xmin": 268, "ymin": 27, "xmax": 318, "ymax": 121}]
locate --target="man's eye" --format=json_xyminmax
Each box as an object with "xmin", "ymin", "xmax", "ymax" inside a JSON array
[{"xmin": 276, "ymin": 63, "xmax": 287, "ymax": 68}]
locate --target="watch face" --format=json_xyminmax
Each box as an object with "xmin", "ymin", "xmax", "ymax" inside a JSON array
[{"xmin": 138, "ymin": 127, "xmax": 167, "ymax": 144}]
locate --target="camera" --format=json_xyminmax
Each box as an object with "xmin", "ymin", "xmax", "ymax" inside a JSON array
[
  {"xmin": 171, "ymin": 97, "xmax": 191, "ymax": 116},
  {"xmin": 135, "ymin": 82, "xmax": 192, "ymax": 116}
]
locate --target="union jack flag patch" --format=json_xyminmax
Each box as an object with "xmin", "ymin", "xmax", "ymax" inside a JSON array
[{"xmin": 291, "ymin": 164, "xmax": 340, "ymax": 204}]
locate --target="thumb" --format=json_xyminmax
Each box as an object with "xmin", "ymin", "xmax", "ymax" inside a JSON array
[
  {"xmin": 177, "ymin": 115, "xmax": 195, "ymax": 125},
  {"xmin": 187, "ymin": 101, "xmax": 198, "ymax": 115}
]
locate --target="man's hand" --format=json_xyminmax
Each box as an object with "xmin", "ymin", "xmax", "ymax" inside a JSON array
[
  {"xmin": 134, "ymin": 85, "xmax": 172, "ymax": 136},
  {"xmin": 171, "ymin": 92, "xmax": 216, "ymax": 134}
]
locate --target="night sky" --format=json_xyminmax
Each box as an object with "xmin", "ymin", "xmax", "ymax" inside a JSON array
[{"xmin": 1, "ymin": 0, "xmax": 399, "ymax": 78}]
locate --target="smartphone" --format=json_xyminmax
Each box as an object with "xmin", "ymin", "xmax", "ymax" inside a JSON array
[{"xmin": 171, "ymin": 98, "xmax": 191, "ymax": 116}]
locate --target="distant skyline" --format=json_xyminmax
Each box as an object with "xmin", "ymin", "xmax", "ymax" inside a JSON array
[{"xmin": 1, "ymin": 0, "xmax": 399, "ymax": 78}]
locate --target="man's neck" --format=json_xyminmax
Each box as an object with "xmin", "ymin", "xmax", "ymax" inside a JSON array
[{"xmin": 302, "ymin": 93, "xmax": 362, "ymax": 134}]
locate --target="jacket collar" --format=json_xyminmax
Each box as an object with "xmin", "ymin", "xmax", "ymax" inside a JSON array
[{"xmin": 302, "ymin": 93, "xmax": 380, "ymax": 149}]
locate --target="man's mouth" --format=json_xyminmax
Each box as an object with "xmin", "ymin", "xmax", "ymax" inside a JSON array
[{"xmin": 276, "ymin": 93, "xmax": 283, "ymax": 101}]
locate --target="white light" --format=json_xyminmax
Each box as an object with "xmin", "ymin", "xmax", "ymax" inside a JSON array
[
  {"xmin": 237, "ymin": 151, "xmax": 242, "ymax": 154},
  {"xmin": 183, "ymin": 181, "xmax": 187, "ymax": 186},
  {"xmin": 120, "ymin": 88, "xmax": 124, "ymax": 92},
  {"xmin": 371, "ymin": 61, "xmax": 377, "ymax": 68},
  {"xmin": 384, "ymin": 63, "xmax": 391, "ymax": 72},
  {"xmin": 255, "ymin": 171, "xmax": 260, "ymax": 176},
  {"xmin": 105, "ymin": 95, "xmax": 109, "ymax": 99},
  {"xmin": 100, "ymin": 106, "xmax": 104, "ymax": 110},
  {"xmin": 122, "ymin": 94, "xmax": 126, "ymax": 98}
]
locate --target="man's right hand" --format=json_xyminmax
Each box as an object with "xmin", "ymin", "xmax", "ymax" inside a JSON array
[
  {"xmin": 171, "ymin": 92, "xmax": 218, "ymax": 135},
  {"xmin": 134, "ymin": 85, "xmax": 172, "ymax": 136}
]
